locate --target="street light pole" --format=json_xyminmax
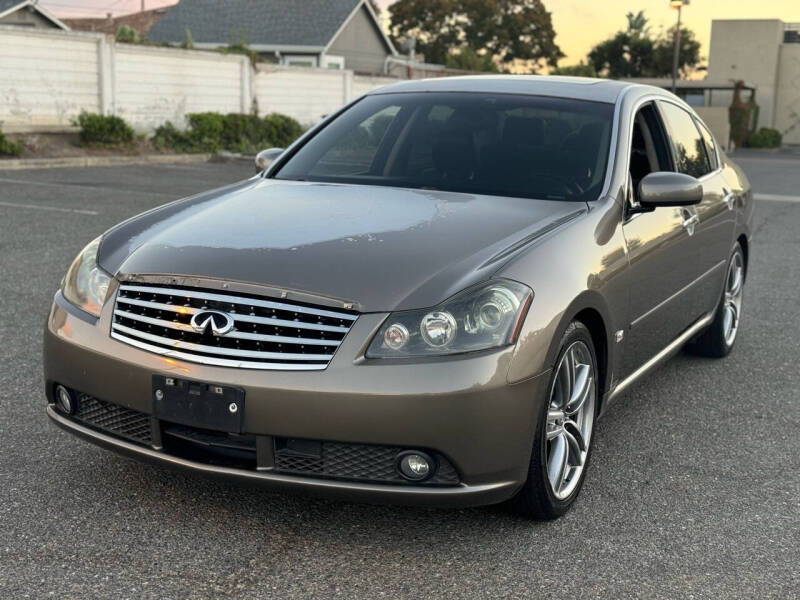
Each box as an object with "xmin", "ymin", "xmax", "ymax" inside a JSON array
[{"xmin": 670, "ymin": 0, "xmax": 688, "ymax": 94}]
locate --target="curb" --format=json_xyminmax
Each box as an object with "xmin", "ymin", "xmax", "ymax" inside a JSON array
[{"xmin": 0, "ymin": 153, "xmax": 213, "ymax": 170}]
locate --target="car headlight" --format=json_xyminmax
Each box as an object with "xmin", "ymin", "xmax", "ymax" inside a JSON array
[
  {"xmin": 61, "ymin": 237, "xmax": 111, "ymax": 318},
  {"xmin": 367, "ymin": 280, "xmax": 532, "ymax": 358}
]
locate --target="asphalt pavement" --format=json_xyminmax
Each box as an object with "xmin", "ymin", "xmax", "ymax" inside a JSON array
[{"xmin": 0, "ymin": 156, "xmax": 797, "ymax": 599}]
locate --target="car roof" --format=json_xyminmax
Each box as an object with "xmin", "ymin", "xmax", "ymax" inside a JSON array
[{"xmin": 368, "ymin": 75, "xmax": 663, "ymax": 105}]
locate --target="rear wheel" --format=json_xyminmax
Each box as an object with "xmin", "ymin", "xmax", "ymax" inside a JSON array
[
  {"xmin": 688, "ymin": 243, "xmax": 745, "ymax": 358},
  {"xmin": 513, "ymin": 321, "xmax": 598, "ymax": 520}
]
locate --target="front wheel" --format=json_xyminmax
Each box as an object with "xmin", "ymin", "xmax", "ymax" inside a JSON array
[
  {"xmin": 513, "ymin": 321, "xmax": 598, "ymax": 520},
  {"xmin": 688, "ymin": 243, "xmax": 745, "ymax": 358}
]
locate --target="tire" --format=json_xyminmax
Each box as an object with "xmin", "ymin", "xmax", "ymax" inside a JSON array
[
  {"xmin": 687, "ymin": 243, "xmax": 745, "ymax": 358},
  {"xmin": 512, "ymin": 321, "xmax": 599, "ymax": 520}
]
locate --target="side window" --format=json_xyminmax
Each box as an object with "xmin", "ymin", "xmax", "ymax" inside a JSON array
[
  {"xmin": 695, "ymin": 120, "xmax": 718, "ymax": 170},
  {"xmin": 628, "ymin": 103, "xmax": 673, "ymax": 201},
  {"xmin": 658, "ymin": 101, "xmax": 711, "ymax": 178}
]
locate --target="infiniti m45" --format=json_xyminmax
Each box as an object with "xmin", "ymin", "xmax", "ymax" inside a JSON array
[{"xmin": 44, "ymin": 77, "xmax": 752, "ymax": 519}]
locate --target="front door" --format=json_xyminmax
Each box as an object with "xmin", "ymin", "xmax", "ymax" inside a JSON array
[{"xmin": 621, "ymin": 102, "xmax": 708, "ymax": 376}]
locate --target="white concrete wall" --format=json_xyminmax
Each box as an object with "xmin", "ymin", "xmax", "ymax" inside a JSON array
[
  {"xmin": 114, "ymin": 45, "xmax": 249, "ymax": 131},
  {"xmin": 0, "ymin": 27, "xmax": 407, "ymax": 133},
  {"xmin": 254, "ymin": 66, "xmax": 353, "ymax": 125},
  {"xmin": 0, "ymin": 28, "xmax": 101, "ymax": 130},
  {"xmin": 352, "ymin": 74, "xmax": 397, "ymax": 98}
]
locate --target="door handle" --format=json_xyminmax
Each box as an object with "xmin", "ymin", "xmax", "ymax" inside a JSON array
[
  {"xmin": 681, "ymin": 211, "xmax": 699, "ymax": 235},
  {"xmin": 723, "ymin": 192, "xmax": 736, "ymax": 211}
]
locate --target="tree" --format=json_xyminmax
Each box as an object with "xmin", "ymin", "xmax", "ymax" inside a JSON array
[
  {"xmin": 588, "ymin": 11, "xmax": 701, "ymax": 78},
  {"xmin": 652, "ymin": 25, "xmax": 701, "ymax": 78},
  {"xmin": 388, "ymin": 0, "xmax": 563, "ymax": 71},
  {"xmin": 446, "ymin": 47, "xmax": 499, "ymax": 72}
]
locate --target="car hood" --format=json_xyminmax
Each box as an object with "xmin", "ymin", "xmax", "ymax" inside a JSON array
[{"xmin": 99, "ymin": 179, "xmax": 583, "ymax": 312}]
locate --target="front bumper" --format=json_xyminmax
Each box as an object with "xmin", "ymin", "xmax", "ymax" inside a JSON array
[{"xmin": 44, "ymin": 291, "xmax": 549, "ymax": 507}]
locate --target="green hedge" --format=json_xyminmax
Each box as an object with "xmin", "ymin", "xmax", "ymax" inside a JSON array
[
  {"xmin": 75, "ymin": 111, "xmax": 135, "ymax": 146},
  {"xmin": 0, "ymin": 129, "xmax": 23, "ymax": 157},
  {"xmin": 746, "ymin": 127, "xmax": 782, "ymax": 149},
  {"xmin": 153, "ymin": 112, "xmax": 303, "ymax": 154}
]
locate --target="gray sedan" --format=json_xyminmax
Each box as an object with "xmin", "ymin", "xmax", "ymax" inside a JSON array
[{"xmin": 44, "ymin": 76, "xmax": 752, "ymax": 519}]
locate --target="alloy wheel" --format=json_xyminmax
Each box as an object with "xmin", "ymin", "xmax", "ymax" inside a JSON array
[
  {"xmin": 723, "ymin": 250, "xmax": 745, "ymax": 347},
  {"xmin": 545, "ymin": 341, "xmax": 596, "ymax": 500}
]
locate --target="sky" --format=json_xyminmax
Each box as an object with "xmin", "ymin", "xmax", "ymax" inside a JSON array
[{"xmin": 42, "ymin": 0, "xmax": 800, "ymax": 67}]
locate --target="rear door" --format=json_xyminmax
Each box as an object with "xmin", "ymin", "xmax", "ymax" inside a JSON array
[{"xmin": 656, "ymin": 101, "xmax": 734, "ymax": 318}]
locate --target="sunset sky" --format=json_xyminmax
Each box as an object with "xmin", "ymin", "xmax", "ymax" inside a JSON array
[{"xmin": 42, "ymin": 0, "xmax": 800, "ymax": 67}]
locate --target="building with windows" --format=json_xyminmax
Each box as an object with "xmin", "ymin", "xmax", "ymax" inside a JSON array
[
  {"xmin": 706, "ymin": 19, "xmax": 800, "ymax": 145},
  {"xmin": 147, "ymin": 0, "xmax": 396, "ymax": 75}
]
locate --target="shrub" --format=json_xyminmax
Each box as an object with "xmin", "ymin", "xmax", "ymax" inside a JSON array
[
  {"xmin": 116, "ymin": 25, "xmax": 141, "ymax": 44},
  {"xmin": 185, "ymin": 112, "xmax": 225, "ymax": 151},
  {"xmin": 263, "ymin": 113, "xmax": 304, "ymax": 147},
  {"xmin": 75, "ymin": 111, "xmax": 135, "ymax": 146},
  {"xmin": 0, "ymin": 129, "xmax": 23, "ymax": 157},
  {"xmin": 152, "ymin": 112, "xmax": 304, "ymax": 154},
  {"xmin": 152, "ymin": 121, "xmax": 191, "ymax": 152},
  {"xmin": 746, "ymin": 127, "xmax": 782, "ymax": 148}
]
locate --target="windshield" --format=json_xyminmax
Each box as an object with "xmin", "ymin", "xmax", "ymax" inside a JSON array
[{"xmin": 274, "ymin": 92, "xmax": 614, "ymax": 202}]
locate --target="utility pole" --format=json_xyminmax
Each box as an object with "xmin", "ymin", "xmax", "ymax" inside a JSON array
[
  {"xmin": 141, "ymin": 0, "xmax": 145, "ymax": 12},
  {"xmin": 670, "ymin": 0, "xmax": 689, "ymax": 94}
]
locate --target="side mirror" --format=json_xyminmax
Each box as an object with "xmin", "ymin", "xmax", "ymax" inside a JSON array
[
  {"xmin": 638, "ymin": 172, "xmax": 702, "ymax": 208},
  {"xmin": 255, "ymin": 147, "xmax": 284, "ymax": 173}
]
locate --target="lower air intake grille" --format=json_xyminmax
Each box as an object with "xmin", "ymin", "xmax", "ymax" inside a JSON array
[
  {"xmin": 274, "ymin": 439, "xmax": 460, "ymax": 485},
  {"xmin": 74, "ymin": 394, "xmax": 152, "ymax": 446},
  {"xmin": 111, "ymin": 283, "xmax": 358, "ymax": 371}
]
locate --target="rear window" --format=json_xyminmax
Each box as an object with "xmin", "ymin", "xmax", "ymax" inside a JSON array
[
  {"xmin": 658, "ymin": 101, "xmax": 712, "ymax": 178},
  {"xmin": 274, "ymin": 92, "xmax": 614, "ymax": 202},
  {"xmin": 696, "ymin": 119, "xmax": 718, "ymax": 170}
]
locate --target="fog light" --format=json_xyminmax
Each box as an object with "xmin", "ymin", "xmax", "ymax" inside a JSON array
[
  {"xmin": 397, "ymin": 451, "xmax": 433, "ymax": 481},
  {"xmin": 55, "ymin": 385, "xmax": 74, "ymax": 414}
]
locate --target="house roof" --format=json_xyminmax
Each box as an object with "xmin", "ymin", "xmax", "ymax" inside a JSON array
[
  {"xmin": 64, "ymin": 7, "xmax": 167, "ymax": 36},
  {"xmin": 148, "ymin": 0, "xmax": 389, "ymax": 52},
  {"xmin": 0, "ymin": 0, "xmax": 70, "ymax": 29},
  {"xmin": 0, "ymin": 0, "xmax": 24, "ymax": 12}
]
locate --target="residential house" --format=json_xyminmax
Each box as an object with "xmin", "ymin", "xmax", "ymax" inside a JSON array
[
  {"xmin": 147, "ymin": 0, "xmax": 396, "ymax": 74},
  {"xmin": 0, "ymin": 0, "xmax": 69, "ymax": 29}
]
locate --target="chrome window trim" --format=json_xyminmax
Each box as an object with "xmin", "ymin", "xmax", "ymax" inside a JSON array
[{"xmin": 618, "ymin": 93, "xmax": 724, "ymax": 217}]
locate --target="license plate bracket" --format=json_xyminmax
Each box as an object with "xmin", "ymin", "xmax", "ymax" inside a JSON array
[{"xmin": 152, "ymin": 375, "xmax": 244, "ymax": 433}]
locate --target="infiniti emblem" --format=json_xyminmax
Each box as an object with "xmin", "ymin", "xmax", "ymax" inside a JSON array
[{"xmin": 190, "ymin": 310, "xmax": 235, "ymax": 336}]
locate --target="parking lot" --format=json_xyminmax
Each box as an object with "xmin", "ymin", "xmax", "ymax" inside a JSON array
[{"xmin": 1, "ymin": 155, "xmax": 797, "ymax": 598}]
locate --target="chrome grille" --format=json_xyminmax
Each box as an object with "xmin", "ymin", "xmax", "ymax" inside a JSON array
[{"xmin": 111, "ymin": 283, "xmax": 358, "ymax": 370}]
